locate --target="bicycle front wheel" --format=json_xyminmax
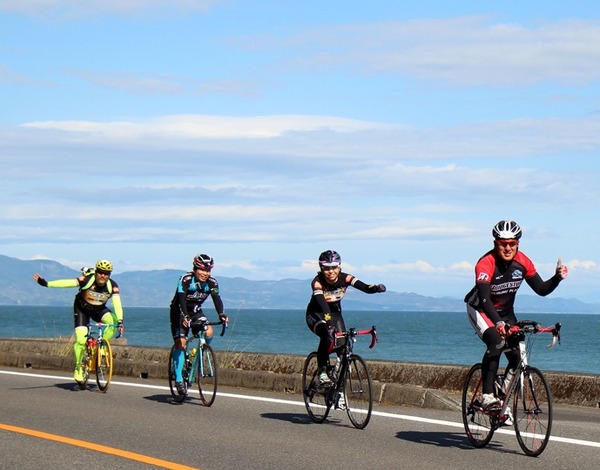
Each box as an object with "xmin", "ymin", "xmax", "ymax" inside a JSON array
[
  {"xmin": 344, "ymin": 354, "xmax": 373, "ymax": 429},
  {"xmin": 302, "ymin": 352, "xmax": 331, "ymax": 423},
  {"xmin": 514, "ymin": 367, "xmax": 553, "ymax": 457},
  {"xmin": 197, "ymin": 344, "xmax": 218, "ymax": 407},
  {"xmin": 95, "ymin": 339, "xmax": 113, "ymax": 392},
  {"xmin": 462, "ymin": 363, "xmax": 495, "ymax": 448}
]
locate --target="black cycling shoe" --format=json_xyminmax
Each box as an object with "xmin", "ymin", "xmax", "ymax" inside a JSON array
[{"xmin": 175, "ymin": 381, "xmax": 186, "ymax": 396}]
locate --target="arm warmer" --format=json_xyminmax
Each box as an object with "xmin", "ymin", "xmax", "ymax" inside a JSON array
[
  {"xmin": 111, "ymin": 293, "xmax": 124, "ymax": 321},
  {"xmin": 351, "ymin": 278, "xmax": 380, "ymax": 294},
  {"xmin": 526, "ymin": 272, "xmax": 562, "ymax": 297},
  {"xmin": 47, "ymin": 279, "xmax": 80, "ymax": 288}
]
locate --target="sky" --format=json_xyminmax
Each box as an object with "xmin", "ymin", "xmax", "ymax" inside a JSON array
[{"xmin": 2, "ymin": 1, "xmax": 600, "ymax": 302}]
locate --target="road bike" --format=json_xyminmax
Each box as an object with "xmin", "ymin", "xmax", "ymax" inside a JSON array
[
  {"xmin": 78, "ymin": 322, "xmax": 121, "ymax": 392},
  {"xmin": 168, "ymin": 318, "xmax": 227, "ymax": 406},
  {"xmin": 462, "ymin": 320, "xmax": 561, "ymax": 457},
  {"xmin": 302, "ymin": 325, "xmax": 377, "ymax": 429}
]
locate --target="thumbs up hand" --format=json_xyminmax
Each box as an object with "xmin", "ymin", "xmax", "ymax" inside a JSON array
[{"xmin": 556, "ymin": 257, "xmax": 569, "ymax": 280}]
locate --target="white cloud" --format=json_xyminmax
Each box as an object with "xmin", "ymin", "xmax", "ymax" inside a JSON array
[
  {"xmin": 249, "ymin": 17, "xmax": 600, "ymax": 86},
  {"xmin": 563, "ymin": 259, "xmax": 598, "ymax": 270},
  {"xmin": 13, "ymin": 114, "xmax": 600, "ymax": 163}
]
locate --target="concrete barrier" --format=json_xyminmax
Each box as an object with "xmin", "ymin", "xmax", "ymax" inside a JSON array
[{"xmin": 1, "ymin": 338, "xmax": 598, "ymax": 409}]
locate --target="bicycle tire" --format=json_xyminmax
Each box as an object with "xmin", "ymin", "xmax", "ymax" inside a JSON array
[
  {"xmin": 344, "ymin": 354, "xmax": 373, "ymax": 429},
  {"xmin": 95, "ymin": 339, "xmax": 113, "ymax": 392},
  {"xmin": 514, "ymin": 366, "xmax": 553, "ymax": 457},
  {"xmin": 302, "ymin": 352, "xmax": 331, "ymax": 423},
  {"xmin": 462, "ymin": 363, "xmax": 495, "ymax": 448},
  {"xmin": 168, "ymin": 345, "xmax": 187, "ymax": 403},
  {"xmin": 197, "ymin": 343, "xmax": 218, "ymax": 407}
]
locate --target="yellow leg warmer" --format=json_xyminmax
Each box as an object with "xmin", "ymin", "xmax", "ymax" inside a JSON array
[
  {"xmin": 100, "ymin": 311, "xmax": 119, "ymax": 340},
  {"xmin": 73, "ymin": 326, "xmax": 88, "ymax": 367}
]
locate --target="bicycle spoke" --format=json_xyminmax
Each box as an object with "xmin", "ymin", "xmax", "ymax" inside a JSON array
[
  {"xmin": 462, "ymin": 363, "xmax": 495, "ymax": 448},
  {"xmin": 95, "ymin": 340, "xmax": 113, "ymax": 392},
  {"xmin": 302, "ymin": 352, "xmax": 331, "ymax": 423},
  {"xmin": 514, "ymin": 367, "xmax": 552, "ymax": 457},
  {"xmin": 344, "ymin": 354, "xmax": 373, "ymax": 429},
  {"xmin": 197, "ymin": 344, "xmax": 218, "ymax": 407}
]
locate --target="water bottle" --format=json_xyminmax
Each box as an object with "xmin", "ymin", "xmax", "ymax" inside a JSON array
[
  {"xmin": 86, "ymin": 337, "xmax": 97, "ymax": 356},
  {"xmin": 190, "ymin": 347, "xmax": 197, "ymax": 363},
  {"xmin": 333, "ymin": 356, "xmax": 341, "ymax": 380},
  {"xmin": 495, "ymin": 374, "xmax": 505, "ymax": 398}
]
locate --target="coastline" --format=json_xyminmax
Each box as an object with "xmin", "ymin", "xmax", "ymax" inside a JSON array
[{"xmin": 1, "ymin": 337, "xmax": 598, "ymax": 409}]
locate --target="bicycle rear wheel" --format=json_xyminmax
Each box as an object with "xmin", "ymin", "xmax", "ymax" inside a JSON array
[
  {"xmin": 302, "ymin": 352, "xmax": 331, "ymax": 423},
  {"xmin": 197, "ymin": 344, "xmax": 218, "ymax": 406},
  {"xmin": 168, "ymin": 345, "xmax": 187, "ymax": 403},
  {"xmin": 344, "ymin": 354, "xmax": 373, "ymax": 429},
  {"xmin": 514, "ymin": 367, "xmax": 552, "ymax": 457},
  {"xmin": 95, "ymin": 339, "xmax": 113, "ymax": 392},
  {"xmin": 462, "ymin": 363, "xmax": 495, "ymax": 448}
]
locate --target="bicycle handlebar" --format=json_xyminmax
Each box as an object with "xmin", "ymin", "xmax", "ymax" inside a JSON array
[
  {"xmin": 86, "ymin": 321, "xmax": 123, "ymax": 339},
  {"xmin": 507, "ymin": 320, "xmax": 561, "ymax": 349},
  {"xmin": 190, "ymin": 319, "xmax": 228, "ymax": 337},
  {"xmin": 336, "ymin": 325, "xmax": 378, "ymax": 349}
]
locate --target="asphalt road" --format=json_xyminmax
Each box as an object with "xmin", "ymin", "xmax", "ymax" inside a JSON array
[{"xmin": 1, "ymin": 367, "xmax": 599, "ymax": 470}]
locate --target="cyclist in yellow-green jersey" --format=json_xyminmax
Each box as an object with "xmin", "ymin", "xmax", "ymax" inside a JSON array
[{"xmin": 33, "ymin": 259, "xmax": 125, "ymax": 383}]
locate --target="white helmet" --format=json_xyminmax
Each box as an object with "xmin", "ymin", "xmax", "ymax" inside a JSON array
[{"xmin": 492, "ymin": 220, "xmax": 522, "ymax": 240}]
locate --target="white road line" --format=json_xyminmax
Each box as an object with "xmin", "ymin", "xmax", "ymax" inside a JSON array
[{"xmin": 3, "ymin": 369, "xmax": 599, "ymax": 449}]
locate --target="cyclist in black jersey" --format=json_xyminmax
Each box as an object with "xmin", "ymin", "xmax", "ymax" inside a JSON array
[
  {"xmin": 464, "ymin": 220, "xmax": 568, "ymax": 410},
  {"xmin": 169, "ymin": 254, "xmax": 228, "ymax": 394},
  {"xmin": 305, "ymin": 250, "xmax": 386, "ymax": 385},
  {"xmin": 33, "ymin": 259, "xmax": 125, "ymax": 383}
]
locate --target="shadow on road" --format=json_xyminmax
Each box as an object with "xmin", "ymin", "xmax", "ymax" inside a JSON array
[
  {"xmin": 143, "ymin": 393, "xmax": 195, "ymax": 405},
  {"xmin": 260, "ymin": 412, "xmax": 319, "ymax": 425},
  {"xmin": 396, "ymin": 430, "xmax": 523, "ymax": 455},
  {"xmin": 260, "ymin": 412, "xmax": 358, "ymax": 429},
  {"xmin": 54, "ymin": 382, "xmax": 99, "ymax": 393},
  {"xmin": 396, "ymin": 430, "xmax": 481, "ymax": 449}
]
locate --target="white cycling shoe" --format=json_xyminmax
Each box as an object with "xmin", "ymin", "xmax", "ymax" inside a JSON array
[
  {"xmin": 502, "ymin": 408, "xmax": 514, "ymax": 426},
  {"xmin": 481, "ymin": 393, "xmax": 500, "ymax": 409}
]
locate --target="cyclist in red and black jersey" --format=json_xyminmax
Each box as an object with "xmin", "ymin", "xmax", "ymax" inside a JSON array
[
  {"xmin": 465, "ymin": 220, "xmax": 568, "ymax": 409},
  {"xmin": 306, "ymin": 250, "xmax": 386, "ymax": 385},
  {"xmin": 33, "ymin": 259, "xmax": 124, "ymax": 383},
  {"xmin": 169, "ymin": 253, "xmax": 228, "ymax": 395}
]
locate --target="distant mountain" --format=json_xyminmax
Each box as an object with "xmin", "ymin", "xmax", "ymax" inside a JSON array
[{"xmin": 1, "ymin": 254, "xmax": 598, "ymax": 313}]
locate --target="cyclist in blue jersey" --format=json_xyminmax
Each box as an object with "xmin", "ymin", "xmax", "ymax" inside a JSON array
[
  {"xmin": 33, "ymin": 259, "xmax": 125, "ymax": 383},
  {"xmin": 305, "ymin": 250, "xmax": 386, "ymax": 385},
  {"xmin": 169, "ymin": 254, "xmax": 228, "ymax": 395},
  {"xmin": 465, "ymin": 220, "xmax": 568, "ymax": 411}
]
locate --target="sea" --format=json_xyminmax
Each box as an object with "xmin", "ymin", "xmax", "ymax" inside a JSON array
[{"xmin": 1, "ymin": 306, "xmax": 598, "ymax": 376}]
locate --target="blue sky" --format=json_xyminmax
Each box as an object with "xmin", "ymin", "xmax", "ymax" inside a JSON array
[{"xmin": 1, "ymin": 1, "xmax": 600, "ymax": 302}]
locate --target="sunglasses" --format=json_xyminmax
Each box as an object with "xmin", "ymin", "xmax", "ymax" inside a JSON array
[
  {"xmin": 496, "ymin": 240, "xmax": 519, "ymax": 248},
  {"xmin": 322, "ymin": 265, "xmax": 340, "ymax": 271},
  {"xmin": 96, "ymin": 269, "xmax": 111, "ymax": 276}
]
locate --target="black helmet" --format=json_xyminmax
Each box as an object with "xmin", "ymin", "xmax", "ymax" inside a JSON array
[
  {"xmin": 492, "ymin": 220, "xmax": 522, "ymax": 240},
  {"xmin": 318, "ymin": 250, "xmax": 341, "ymax": 268},
  {"xmin": 193, "ymin": 253, "xmax": 214, "ymax": 270}
]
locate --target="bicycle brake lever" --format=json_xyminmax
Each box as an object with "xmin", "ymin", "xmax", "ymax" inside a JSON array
[
  {"xmin": 369, "ymin": 326, "xmax": 378, "ymax": 349},
  {"xmin": 547, "ymin": 333, "xmax": 559, "ymax": 349}
]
